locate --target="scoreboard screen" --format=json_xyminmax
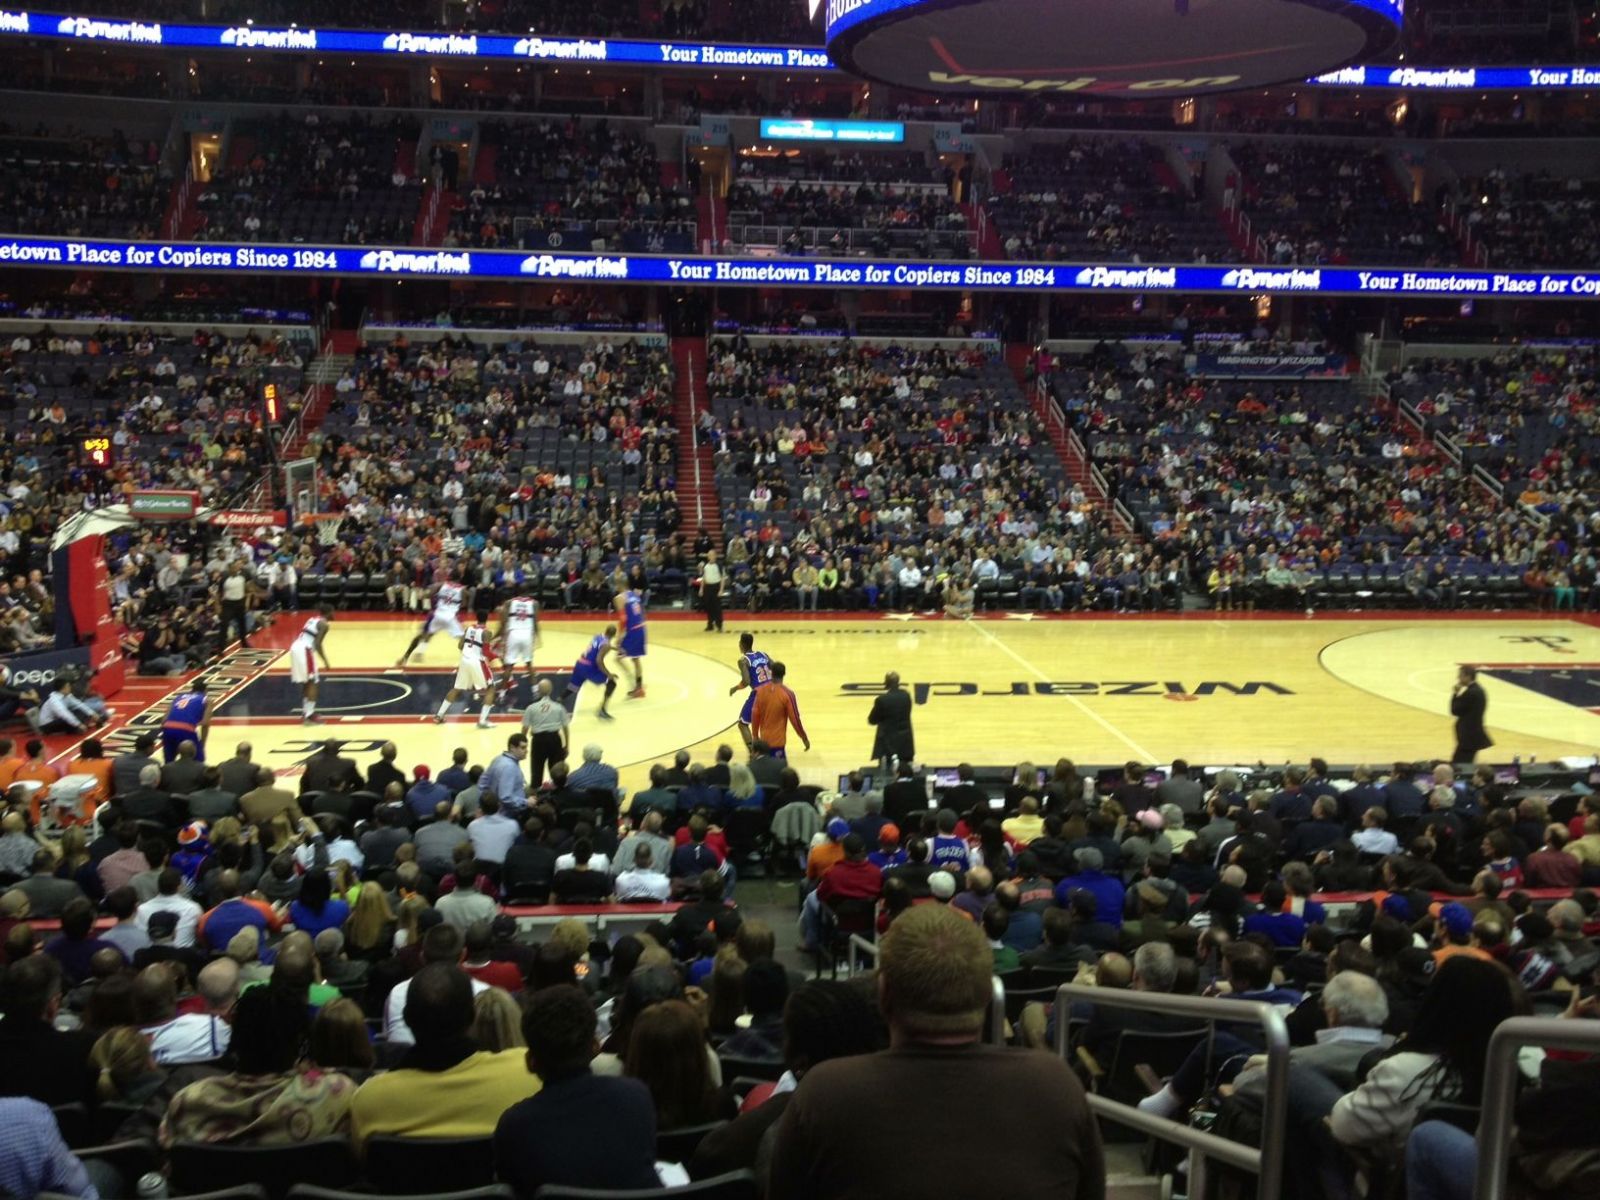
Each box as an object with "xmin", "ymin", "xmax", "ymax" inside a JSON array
[{"xmin": 82, "ymin": 437, "xmax": 114, "ymax": 469}]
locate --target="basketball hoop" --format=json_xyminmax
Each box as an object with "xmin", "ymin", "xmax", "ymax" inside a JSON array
[{"xmin": 309, "ymin": 512, "xmax": 343, "ymax": 547}]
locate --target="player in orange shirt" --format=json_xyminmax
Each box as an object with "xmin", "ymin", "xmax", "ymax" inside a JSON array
[
  {"xmin": 64, "ymin": 738, "xmax": 115, "ymax": 808},
  {"xmin": 749, "ymin": 660, "xmax": 811, "ymax": 760}
]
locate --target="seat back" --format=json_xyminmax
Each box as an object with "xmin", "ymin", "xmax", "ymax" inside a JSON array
[
  {"xmin": 531, "ymin": 1170, "xmax": 757, "ymax": 1199},
  {"xmin": 656, "ymin": 1121, "xmax": 729, "ymax": 1166},
  {"xmin": 1103, "ymin": 1026, "xmax": 1210, "ymax": 1106},
  {"xmin": 716, "ymin": 1053, "xmax": 785, "ymax": 1082},
  {"xmin": 49, "ymin": 1102, "xmax": 89, "ymax": 1149},
  {"xmin": 363, "ymin": 1136, "xmax": 496, "ymax": 1194},
  {"xmin": 169, "ymin": 1137, "xmax": 357, "ymax": 1200}
]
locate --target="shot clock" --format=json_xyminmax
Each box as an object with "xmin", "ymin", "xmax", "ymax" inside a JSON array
[{"xmin": 81, "ymin": 436, "xmax": 114, "ymax": 469}]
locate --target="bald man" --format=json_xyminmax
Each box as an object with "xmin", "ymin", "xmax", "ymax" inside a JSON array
[
  {"xmin": 365, "ymin": 741, "xmax": 409, "ymax": 799},
  {"xmin": 217, "ymin": 742, "xmax": 257, "ymax": 798}
]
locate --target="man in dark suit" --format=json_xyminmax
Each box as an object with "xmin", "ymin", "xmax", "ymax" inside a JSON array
[
  {"xmin": 1450, "ymin": 666, "xmax": 1492, "ymax": 764},
  {"xmin": 0, "ymin": 955, "xmax": 96, "ymax": 1105},
  {"xmin": 365, "ymin": 742, "xmax": 408, "ymax": 799},
  {"xmin": 867, "ymin": 672, "xmax": 915, "ymax": 771},
  {"xmin": 882, "ymin": 760, "xmax": 927, "ymax": 825},
  {"xmin": 300, "ymin": 739, "xmax": 364, "ymax": 796},
  {"xmin": 119, "ymin": 763, "xmax": 182, "ymax": 829},
  {"xmin": 111, "ymin": 733, "xmax": 159, "ymax": 798}
]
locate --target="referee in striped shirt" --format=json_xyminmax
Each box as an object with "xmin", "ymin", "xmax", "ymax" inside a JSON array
[{"xmin": 522, "ymin": 678, "xmax": 570, "ymax": 788}]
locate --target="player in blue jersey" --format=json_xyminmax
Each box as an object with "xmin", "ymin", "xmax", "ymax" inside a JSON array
[
  {"xmin": 563, "ymin": 624, "xmax": 620, "ymax": 720},
  {"xmin": 613, "ymin": 587, "xmax": 647, "ymax": 699},
  {"xmin": 728, "ymin": 632, "xmax": 774, "ymax": 749},
  {"xmin": 160, "ymin": 680, "xmax": 211, "ymax": 763}
]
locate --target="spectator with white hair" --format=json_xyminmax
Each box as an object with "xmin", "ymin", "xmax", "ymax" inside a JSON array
[
  {"xmin": 1228, "ymin": 970, "xmax": 1394, "ymax": 1102},
  {"xmin": 567, "ymin": 744, "xmax": 619, "ymax": 799}
]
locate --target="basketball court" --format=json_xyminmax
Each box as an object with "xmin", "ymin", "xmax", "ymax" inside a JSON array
[{"xmin": 74, "ymin": 612, "xmax": 1600, "ymax": 792}]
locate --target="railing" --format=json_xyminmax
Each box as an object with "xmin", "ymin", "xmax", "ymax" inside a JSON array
[
  {"xmin": 1478, "ymin": 1017, "xmax": 1600, "ymax": 1200},
  {"xmin": 421, "ymin": 184, "xmax": 443, "ymax": 246},
  {"xmin": 164, "ymin": 164, "xmax": 194, "ymax": 241},
  {"xmin": 736, "ymin": 177, "xmax": 951, "ymax": 196},
  {"xmin": 687, "ymin": 351, "xmax": 703, "ymax": 531},
  {"xmin": 724, "ymin": 224, "xmax": 977, "ymax": 256},
  {"xmin": 1052, "ymin": 984, "xmax": 1291, "ymax": 1200}
]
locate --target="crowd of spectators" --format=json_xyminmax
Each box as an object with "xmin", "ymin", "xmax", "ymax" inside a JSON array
[
  {"xmin": 299, "ymin": 333, "xmax": 687, "ymax": 605},
  {"xmin": 0, "ymin": 126, "xmax": 169, "ymax": 242},
  {"xmin": 1456, "ymin": 169, "xmax": 1600, "ymax": 268},
  {"xmin": 0, "ymin": 723, "xmax": 1115, "ymax": 1197},
  {"xmin": 0, "ymin": 324, "xmax": 305, "ymax": 672},
  {"xmin": 797, "ymin": 753, "xmax": 1600, "ymax": 1200},
  {"xmin": 986, "ymin": 139, "xmax": 1234, "ymax": 264},
  {"xmin": 1229, "ymin": 142, "xmax": 1459, "ymax": 266},
  {"xmin": 725, "ymin": 153, "xmax": 969, "ymax": 259},
  {"xmin": 1055, "ymin": 339, "xmax": 1544, "ymax": 607},
  {"xmin": 1384, "ymin": 346, "xmax": 1600, "ymax": 607},
  {"xmin": 441, "ymin": 119, "xmax": 693, "ymax": 253},
  {"xmin": 698, "ymin": 338, "xmax": 1185, "ymax": 612},
  {"xmin": 6, "ymin": 730, "xmax": 1600, "ymax": 1198},
  {"xmin": 194, "ymin": 113, "xmax": 421, "ymax": 246}
]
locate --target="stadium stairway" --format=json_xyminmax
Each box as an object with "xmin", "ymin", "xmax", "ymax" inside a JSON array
[
  {"xmin": 965, "ymin": 201, "xmax": 1006, "ymax": 260},
  {"xmin": 696, "ymin": 188, "xmax": 726, "ymax": 253},
  {"xmin": 281, "ymin": 340, "xmax": 353, "ymax": 460},
  {"xmin": 671, "ymin": 335, "xmax": 721, "ymax": 544},
  {"xmin": 1005, "ymin": 343, "xmax": 1129, "ymax": 533}
]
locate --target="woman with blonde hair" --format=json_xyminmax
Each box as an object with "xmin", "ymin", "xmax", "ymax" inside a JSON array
[
  {"xmin": 344, "ymin": 879, "xmax": 395, "ymax": 960},
  {"xmin": 91, "ymin": 1026, "xmax": 163, "ymax": 1105},
  {"xmin": 393, "ymin": 894, "xmax": 431, "ymax": 952},
  {"xmin": 726, "ymin": 762, "xmax": 760, "ymax": 808},
  {"xmin": 89, "ymin": 1025, "xmax": 170, "ymax": 1141},
  {"xmin": 209, "ymin": 816, "xmax": 242, "ymax": 848},
  {"xmin": 548, "ymin": 918, "xmax": 593, "ymax": 984},
  {"xmin": 472, "ymin": 987, "xmax": 526, "ymax": 1052},
  {"xmin": 54, "ymin": 825, "xmax": 102, "ymax": 901}
]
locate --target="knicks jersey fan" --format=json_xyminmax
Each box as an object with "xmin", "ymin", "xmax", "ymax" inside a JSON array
[
  {"xmin": 613, "ymin": 588, "xmax": 647, "ymax": 699},
  {"xmin": 729, "ymin": 631, "xmax": 774, "ymax": 748},
  {"xmin": 291, "ymin": 605, "xmax": 335, "ymax": 724},
  {"xmin": 435, "ymin": 612, "xmax": 499, "ymax": 728},
  {"xmin": 398, "ymin": 575, "xmax": 468, "ymax": 665}
]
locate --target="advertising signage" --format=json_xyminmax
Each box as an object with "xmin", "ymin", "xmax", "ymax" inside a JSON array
[
  {"xmin": 758, "ymin": 117, "xmax": 905, "ymax": 142},
  {"xmin": 0, "ymin": 9, "xmax": 832, "ymax": 69},
  {"xmin": 6, "ymin": 235, "xmax": 1600, "ymax": 299},
  {"xmin": 3, "ymin": 7, "xmax": 1599, "ymax": 91}
]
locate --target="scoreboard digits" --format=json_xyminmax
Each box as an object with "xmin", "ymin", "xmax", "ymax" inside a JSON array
[{"xmin": 82, "ymin": 437, "xmax": 114, "ymax": 469}]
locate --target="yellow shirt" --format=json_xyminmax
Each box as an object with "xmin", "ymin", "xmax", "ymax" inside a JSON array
[
  {"xmin": 349, "ymin": 1051, "xmax": 540, "ymax": 1150},
  {"xmin": 1566, "ymin": 836, "xmax": 1600, "ymax": 867},
  {"xmin": 1001, "ymin": 814, "xmax": 1045, "ymax": 846}
]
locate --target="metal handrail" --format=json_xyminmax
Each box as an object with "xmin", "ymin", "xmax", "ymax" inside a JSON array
[
  {"xmin": 1476, "ymin": 1016, "xmax": 1600, "ymax": 1200},
  {"xmin": 687, "ymin": 351, "xmax": 703, "ymax": 531},
  {"xmin": 1051, "ymin": 984, "xmax": 1291, "ymax": 1200},
  {"xmin": 851, "ymin": 934, "xmax": 1006, "ymax": 1044}
]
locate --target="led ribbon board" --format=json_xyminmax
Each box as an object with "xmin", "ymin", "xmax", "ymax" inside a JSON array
[
  {"xmin": 8, "ymin": 8, "xmax": 1600, "ymax": 91},
  {"xmin": 825, "ymin": 0, "xmax": 1401, "ymax": 97},
  {"xmin": 0, "ymin": 9, "xmax": 833, "ymax": 68},
  {"xmin": 1310, "ymin": 64, "xmax": 1600, "ymax": 88},
  {"xmin": 758, "ymin": 117, "xmax": 905, "ymax": 141},
  {"xmin": 5, "ymin": 237, "xmax": 1600, "ymax": 299}
]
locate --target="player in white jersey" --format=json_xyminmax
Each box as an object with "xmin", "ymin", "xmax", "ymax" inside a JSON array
[
  {"xmin": 290, "ymin": 605, "xmax": 334, "ymax": 724},
  {"xmin": 397, "ymin": 575, "xmax": 468, "ymax": 665},
  {"xmin": 434, "ymin": 610, "xmax": 499, "ymax": 729},
  {"xmin": 496, "ymin": 594, "xmax": 541, "ymax": 699}
]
